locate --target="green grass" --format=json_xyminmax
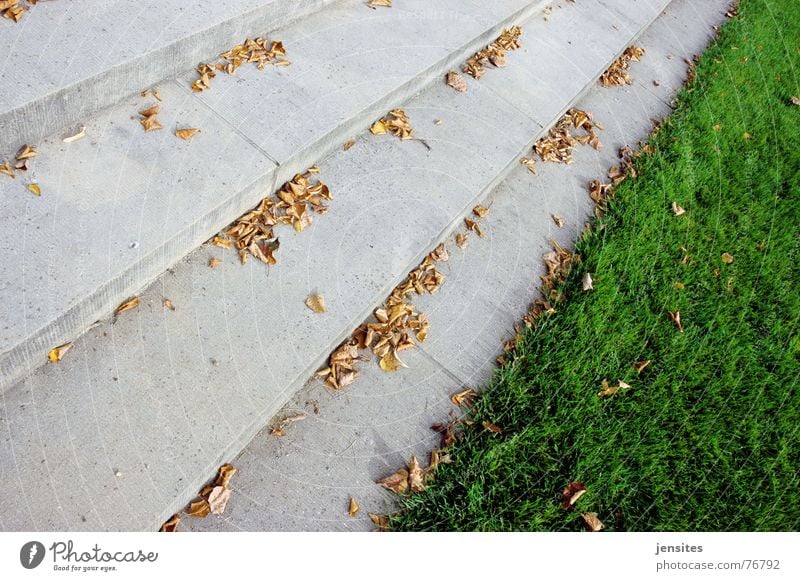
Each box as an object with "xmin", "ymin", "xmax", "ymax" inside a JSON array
[{"xmin": 393, "ymin": 0, "xmax": 800, "ymax": 531}]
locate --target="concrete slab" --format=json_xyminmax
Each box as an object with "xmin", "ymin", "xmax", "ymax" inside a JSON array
[{"xmin": 0, "ymin": 0, "xmax": 339, "ymax": 157}]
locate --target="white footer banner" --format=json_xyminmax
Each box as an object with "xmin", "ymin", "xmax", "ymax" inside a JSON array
[{"xmin": 0, "ymin": 532, "xmax": 796, "ymax": 580}]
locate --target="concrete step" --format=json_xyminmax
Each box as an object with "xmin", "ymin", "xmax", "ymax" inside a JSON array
[
  {"xmin": 182, "ymin": 0, "xmax": 731, "ymax": 531},
  {"xmin": 0, "ymin": 0, "xmax": 549, "ymax": 392},
  {"xmin": 0, "ymin": 0, "xmax": 673, "ymax": 531},
  {"xmin": 0, "ymin": 0, "xmax": 339, "ymax": 157}
]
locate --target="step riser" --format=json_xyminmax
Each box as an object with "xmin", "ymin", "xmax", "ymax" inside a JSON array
[
  {"xmin": 0, "ymin": 0, "xmax": 549, "ymax": 393},
  {"xmin": 0, "ymin": 0, "xmax": 339, "ymax": 159}
]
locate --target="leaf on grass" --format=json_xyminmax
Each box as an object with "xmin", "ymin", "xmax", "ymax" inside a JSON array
[
  {"xmin": 305, "ymin": 293, "xmax": 327, "ymax": 313},
  {"xmin": 445, "ymin": 71, "xmax": 467, "ymax": 92},
  {"xmin": 115, "ymin": 297, "xmax": 140, "ymax": 315},
  {"xmin": 27, "ymin": 183, "xmax": 41, "ymax": 196},
  {"xmin": 482, "ymin": 421, "xmax": 503, "ymax": 434},
  {"xmin": 408, "ymin": 456, "xmax": 426, "ymax": 492},
  {"xmin": 791, "ymin": 96, "xmax": 800, "ymax": 106},
  {"xmin": 721, "ymin": 252, "xmax": 734, "ymax": 264},
  {"xmin": 377, "ymin": 468, "xmax": 408, "ymax": 494},
  {"xmin": 582, "ymin": 272, "xmax": 594, "ymax": 291},
  {"xmin": 633, "ymin": 359, "xmax": 651, "ymax": 373},
  {"xmin": 175, "ymin": 128, "xmax": 200, "ymax": 140},
  {"xmin": 0, "ymin": 162, "xmax": 13, "ymax": 178},
  {"xmin": 561, "ymin": 481, "xmax": 586, "ymax": 509},
  {"xmin": 370, "ymin": 120, "xmax": 387, "ymax": 135},
  {"xmin": 208, "ymin": 486, "xmax": 231, "ymax": 515},
  {"xmin": 63, "ymin": 125, "xmax": 87, "ymax": 143},
  {"xmin": 185, "ymin": 499, "xmax": 211, "ymax": 518},
  {"xmin": 671, "ymin": 201, "xmax": 686, "ymax": 216},
  {"xmin": 349, "ymin": 497, "xmax": 359, "ymax": 517},
  {"xmin": 582, "ymin": 512, "xmax": 604, "ymax": 532},
  {"xmin": 159, "ymin": 514, "xmax": 180, "ymax": 532},
  {"xmin": 48, "ymin": 343, "xmax": 73, "ymax": 363},
  {"xmin": 669, "ymin": 310, "xmax": 684, "ymax": 332},
  {"xmin": 743, "ymin": 132, "xmax": 752, "ymax": 139}
]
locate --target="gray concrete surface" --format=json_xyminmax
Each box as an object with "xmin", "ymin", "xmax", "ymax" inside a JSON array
[
  {"xmin": 180, "ymin": 0, "xmax": 730, "ymax": 531},
  {"xmin": 0, "ymin": 0, "xmax": 718, "ymax": 531},
  {"xmin": 0, "ymin": 0, "xmax": 339, "ymax": 157},
  {"xmin": 0, "ymin": 0, "xmax": 546, "ymax": 392}
]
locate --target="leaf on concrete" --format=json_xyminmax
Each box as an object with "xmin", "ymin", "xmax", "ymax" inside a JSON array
[
  {"xmin": 451, "ymin": 387, "xmax": 477, "ymax": 407},
  {"xmin": 464, "ymin": 218, "xmax": 484, "ymax": 238},
  {"xmin": 561, "ymin": 481, "xmax": 586, "ymax": 509},
  {"xmin": 175, "ymin": 128, "xmax": 200, "ymax": 140},
  {"xmin": 446, "ymin": 71, "xmax": 467, "ymax": 92},
  {"xmin": 185, "ymin": 499, "xmax": 211, "ymax": 518},
  {"xmin": 159, "ymin": 514, "xmax": 180, "ymax": 532},
  {"xmin": 379, "ymin": 350, "xmax": 407, "ymax": 372},
  {"xmin": 430, "ymin": 243, "xmax": 449, "ymax": 262},
  {"xmin": 216, "ymin": 464, "xmax": 237, "ymax": 489},
  {"xmin": 455, "ymin": 232, "xmax": 469, "ymax": 249},
  {"xmin": 472, "ymin": 205, "xmax": 490, "ymax": 218},
  {"xmin": 27, "ymin": 183, "xmax": 41, "ymax": 196},
  {"xmin": 305, "ymin": 293, "xmax": 327, "ymax": 313},
  {"xmin": 408, "ymin": 455, "xmax": 426, "ymax": 493},
  {"xmin": 208, "ymin": 486, "xmax": 231, "ymax": 515},
  {"xmin": 0, "ymin": 162, "xmax": 13, "ymax": 178},
  {"xmin": 48, "ymin": 343, "xmax": 73, "ymax": 363},
  {"xmin": 633, "ymin": 359, "xmax": 651, "ymax": 374},
  {"xmin": 163, "ymin": 298, "xmax": 176, "ymax": 311},
  {"xmin": 582, "ymin": 512, "xmax": 604, "ymax": 531},
  {"xmin": 377, "ymin": 468, "xmax": 409, "ymax": 494},
  {"xmin": 367, "ymin": 0, "xmax": 392, "ymax": 7},
  {"xmin": 369, "ymin": 513, "xmax": 390, "ymax": 531},
  {"xmin": 115, "ymin": 297, "xmax": 140, "ymax": 315},
  {"xmin": 15, "ymin": 144, "xmax": 37, "ymax": 161},
  {"xmin": 552, "ymin": 214, "xmax": 564, "ymax": 227},
  {"xmin": 349, "ymin": 497, "xmax": 359, "ymax": 517},
  {"xmin": 208, "ymin": 257, "xmax": 222, "ymax": 268},
  {"xmin": 370, "ymin": 120, "xmax": 387, "ymax": 135},
  {"xmin": 343, "ymin": 140, "xmax": 355, "ymax": 151}
]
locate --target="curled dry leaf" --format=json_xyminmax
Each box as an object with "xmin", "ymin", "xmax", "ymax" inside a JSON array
[
  {"xmin": 450, "ymin": 387, "xmax": 477, "ymax": 407},
  {"xmin": 115, "ymin": 297, "xmax": 140, "ymax": 315},
  {"xmin": 0, "ymin": 162, "xmax": 13, "ymax": 178},
  {"xmin": 63, "ymin": 125, "xmax": 87, "ymax": 143},
  {"xmin": 582, "ymin": 272, "xmax": 594, "ymax": 291},
  {"xmin": 16, "ymin": 144, "xmax": 37, "ymax": 161},
  {"xmin": 343, "ymin": 140, "xmax": 355, "ymax": 151},
  {"xmin": 379, "ymin": 350, "xmax": 407, "ymax": 372},
  {"xmin": 482, "ymin": 421, "xmax": 503, "ymax": 434},
  {"xmin": 369, "ymin": 513, "xmax": 390, "ymax": 531},
  {"xmin": 430, "ymin": 243, "xmax": 449, "ymax": 262},
  {"xmin": 464, "ymin": 218, "xmax": 484, "ymax": 238},
  {"xmin": 463, "ymin": 26, "xmax": 522, "ymax": 80},
  {"xmin": 445, "ymin": 71, "xmax": 467, "ymax": 92},
  {"xmin": 582, "ymin": 512, "xmax": 605, "ymax": 532},
  {"xmin": 27, "ymin": 183, "xmax": 41, "ymax": 196},
  {"xmin": 163, "ymin": 298, "xmax": 176, "ymax": 311},
  {"xmin": 208, "ymin": 486, "xmax": 231, "ymax": 516},
  {"xmin": 791, "ymin": 96, "xmax": 800, "ymax": 106},
  {"xmin": 371, "ymin": 109, "xmax": 413, "ymax": 140},
  {"xmin": 669, "ymin": 310, "xmax": 684, "ymax": 332},
  {"xmin": 191, "ymin": 37, "xmax": 289, "ymax": 92},
  {"xmin": 519, "ymin": 157, "xmax": 537, "ymax": 174},
  {"xmin": 408, "ymin": 456, "xmax": 426, "ymax": 493},
  {"xmin": 534, "ymin": 108, "xmax": 602, "ymax": 165},
  {"xmin": 175, "ymin": 128, "xmax": 200, "ymax": 140},
  {"xmin": 159, "ymin": 514, "xmax": 180, "ymax": 532},
  {"xmin": 349, "ymin": 497, "xmax": 360, "ymax": 517},
  {"xmin": 377, "ymin": 468, "xmax": 408, "ymax": 494},
  {"xmin": 721, "ymin": 252, "xmax": 734, "ymax": 264},
  {"xmin": 598, "ymin": 379, "xmax": 632, "ymax": 398},
  {"xmin": 48, "ymin": 343, "xmax": 73, "ymax": 363},
  {"xmin": 671, "ymin": 201, "xmax": 686, "ymax": 216},
  {"xmin": 208, "ymin": 257, "xmax": 222, "ymax": 268},
  {"xmin": 599, "ymin": 46, "xmax": 645, "ymax": 87},
  {"xmin": 185, "ymin": 499, "xmax": 211, "ymax": 518},
  {"xmin": 633, "ymin": 359, "xmax": 651, "ymax": 373},
  {"xmin": 552, "ymin": 214, "xmax": 564, "ymax": 228},
  {"xmin": 561, "ymin": 481, "xmax": 586, "ymax": 509},
  {"xmin": 305, "ymin": 293, "xmax": 327, "ymax": 313}
]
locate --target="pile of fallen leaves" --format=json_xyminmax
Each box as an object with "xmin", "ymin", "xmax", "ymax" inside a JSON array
[
  {"xmin": 184, "ymin": 464, "xmax": 237, "ymax": 519},
  {"xmin": 212, "ymin": 167, "xmax": 330, "ymax": 266},
  {"xmin": 533, "ymin": 108, "xmax": 603, "ymax": 164},
  {"xmin": 0, "ymin": 0, "xmax": 39, "ymax": 22},
  {"xmin": 370, "ymin": 108, "xmax": 413, "ymax": 140},
  {"xmin": 192, "ymin": 37, "xmax": 289, "ymax": 92},
  {"xmin": 599, "ymin": 46, "xmax": 645, "ymax": 86},
  {"xmin": 463, "ymin": 26, "xmax": 523, "ymax": 80}
]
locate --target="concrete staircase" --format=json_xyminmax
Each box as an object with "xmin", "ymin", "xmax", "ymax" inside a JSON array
[{"xmin": 0, "ymin": 0, "xmax": 673, "ymax": 531}]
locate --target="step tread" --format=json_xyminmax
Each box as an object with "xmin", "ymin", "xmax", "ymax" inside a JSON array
[
  {"xmin": 0, "ymin": 0, "xmax": 669, "ymax": 531},
  {"xmin": 0, "ymin": 0, "xmax": 543, "ymax": 391}
]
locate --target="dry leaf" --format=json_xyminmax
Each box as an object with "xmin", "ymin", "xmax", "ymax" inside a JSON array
[
  {"xmin": 582, "ymin": 512, "xmax": 604, "ymax": 532},
  {"xmin": 671, "ymin": 201, "xmax": 686, "ymax": 216},
  {"xmin": 370, "ymin": 120, "xmax": 387, "ymax": 135},
  {"xmin": 348, "ymin": 497, "xmax": 360, "ymax": 517},
  {"xmin": 371, "ymin": 109, "xmax": 413, "ymax": 140},
  {"xmin": 472, "ymin": 205, "xmax": 490, "ymax": 218},
  {"xmin": 430, "ymin": 243, "xmax": 449, "ymax": 262},
  {"xmin": 669, "ymin": 310, "xmax": 684, "ymax": 332},
  {"xmin": 721, "ymin": 252, "xmax": 734, "ymax": 264},
  {"xmin": 163, "ymin": 298, "xmax": 176, "ymax": 311},
  {"xmin": 434, "ymin": 119, "xmax": 443, "ymax": 126},
  {"xmin": 561, "ymin": 481, "xmax": 586, "ymax": 509},
  {"xmin": 552, "ymin": 214, "xmax": 564, "ymax": 227},
  {"xmin": 0, "ymin": 162, "xmax": 13, "ymax": 178},
  {"xmin": 369, "ymin": 513, "xmax": 390, "ymax": 531},
  {"xmin": 451, "ymin": 387, "xmax": 477, "ymax": 407},
  {"xmin": 408, "ymin": 456, "xmax": 426, "ymax": 493},
  {"xmin": 791, "ymin": 96, "xmax": 800, "ymax": 106},
  {"xmin": 27, "ymin": 183, "xmax": 41, "ymax": 196},
  {"xmin": 159, "ymin": 514, "xmax": 180, "ymax": 532},
  {"xmin": 446, "ymin": 71, "xmax": 467, "ymax": 92},
  {"xmin": 633, "ymin": 359, "xmax": 651, "ymax": 373},
  {"xmin": 743, "ymin": 132, "xmax": 752, "ymax": 139},
  {"xmin": 367, "ymin": 0, "xmax": 391, "ymax": 7},
  {"xmin": 598, "ymin": 379, "xmax": 632, "ymax": 398},
  {"xmin": 343, "ymin": 140, "xmax": 355, "ymax": 151},
  {"xmin": 455, "ymin": 232, "xmax": 468, "ymax": 249},
  {"xmin": 216, "ymin": 464, "xmax": 237, "ymax": 488},
  {"xmin": 63, "ymin": 125, "xmax": 87, "ymax": 143},
  {"xmin": 582, "ymin": 272, "xmax": 594, "ymax": 291},
  {"xmin": 482, "ymin": 421, "xmax": 503, "ymax": 434},
  {"xmin": 185, "ymin": 499, "xmax": 211, "ymax": 518},
  {"xmin": 208, "ymin": 486, "xmax": 231, "ymax": 515},
  {"xmin": 519, "ymin": 157, "xmax": 537, "ymax": 174},
  {"xmin": 115, "ymin": 297, "xmax": 140, "ymax": 315},
  {"xmin": 377, "ymin": 468, "xmax": 408, "ymax": 494},
  {"xmin": 305, "ymin": 294, "xmax": 327, "ymax": 313},
  {"xmin": 209, "ymin": 257, "xmax": 222, "ymax": 268},
  {"xmin": 48, "ymin": 343, "xmax": 73, "ymax": 363},
  {"xmin": 463, "ymin": 27, "xmax": 523, "ymax": 80},
  {"xmin": 464, "ymin": 218, "xmax": 484, "ymax": 238},
  {"xmin": 379, "ymin": 350, "xmax": 407, "ymax": 372},
  {"xmin": 175, "ymin": 128, "xmax": 200, "ymax": 140},
  {"xmin": 16, "ymin": 145, "xmax": 37, "ymax": 161}
]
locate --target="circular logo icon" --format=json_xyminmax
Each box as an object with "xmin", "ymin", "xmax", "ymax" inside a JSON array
[{"xmin": 20, "ymin": 541, "xmax": 45, "ymax": 569}]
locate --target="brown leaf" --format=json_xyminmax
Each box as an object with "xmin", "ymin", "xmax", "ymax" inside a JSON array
[
  {"xmin": 48, "ymin": 343, "xmax": 73, "ymax": 363},
  {"xmin": 216, "ymin": 463, "xmax": 237, "ymax": 488},
  {"xmin": 482, "ymin": 421, "xmax": 503, "ymax": 434},
  {"xmin": 27, "ymin": 183, "xmax": 41, "ymax": 196},
  {"xmin": 115, "ymin": 297, "xmax": 140, "ymax": 315},
  {"xmin": 445, "ymin": 71, "xmax": 467, "ymax": 92},
  {"xmin": 185, "ymin": 499, "xmax": 211, "ymax": 518},
  {"xmin": 408, "ymin": 455, "xmax": 426, "ymax": 493},
  {"xmin": 369, "ymin": 513, "xmax": 390, "ymax": 531},
  {"xmin": 582, "ymin": 512, "xmax": 604, "ymax": 532},
  {"xmin": 455, "ymin": 232, "xmax": 468, "ymax": 249},
  {"xmin": 343, "ymin": 140, "xmax": 355, "ymax": 151},
  {"xmin": 209, "ymin": 257, "xmax": 222, "ymax": 268},
  {"xmin": 561, "ymin": 481, "xmax": 586, "ymax": 509},
  {"xmin": 377, "ymin": 468, "xmax": 408, "ymax": 494},
  {"xmin": 163, "ymin": 298, "xmax": 176, "ymax": 311},
  {"xmin": 669, "ymin": 310, "xmax": 684, "ymax": 332},
  {"xmin": 464, "ymin": 218, "xmax": 484, "ymax": 238},
  {"xmin": 472, "ymin": 205, "xmax": 490, "ymax": 218},
  {"xmin": 305, "ymin": 293, "xmax": 326, "ymax": 313},
  {"xmin": 141, "ymin": 115, "xmax": 163, "ymax": 132},
  {"xmin": 451, "ymin": 387, "xmax": 477, "ymax": 407},
  {"xmin": 348, "ymin": 497, "xmax": 360, "ymax": 517},
  {"xmin": 633, "ymin": 359, "xmax": 651, "ymax": 373},
  {"xmin": 0, "ymin": 162, "xmax": 13, "ymax": 178},
  {"xmin": 159, "ymin": 514, "xmax": 180, "ymax": 532},
  {"xmin": 721, "ymin": 252, "xmax": 734, "ymax": 264},
  {"xmin": 175, "ymin": 128, "xmax": 200, "ymax": 140},
  {"xmin": 430, "ymin": 243, "xmax": 449, "ymax": 262},
  {"xmin": 208, "ymin": 486, "xmax": 231, "ymax": 515},
  {"xmin": 139, "ymin": 104, "xmax": 160, "ymax": 118}
]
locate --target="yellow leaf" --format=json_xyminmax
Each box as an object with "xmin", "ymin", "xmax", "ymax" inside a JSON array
[
  {"xmin": 305, "ymin": 293, "xmax": 326, "ymax": 313},
  {"xmin": 185, "ymin": 499, "xmax": 211, "ymax": 518},
  {"xmin": 370, "ymin": 120, "xmax": 387, "ymax": 135},
  {"xmin": 27, "ymin": 183, "xmax": 41, "ymax": 196},
  {"xmin": 482, "ymin": 421, "xmax": 503, "ymax": 434},
  {"xmin": 216, "ymin": 463, "xmax": 237, "ymax": 488},
  {"xmin": 472, "ymin": 205, "xmax": 490, "ymax": 218},
  {"xmin": 48, "ymin": 343, "xmax": 73, "ymax": 363},
  {"xmin": 379, "ymin": 351, "xmax": 406, "ymax": 372},
  {"xmin": 163, "ymin": 298, "xmax": 176, "ymax": 311},
  {"xmin": 175, "ymin": 127, "xmax": 200, "ymax": 140},
  {"xmin": 348, "ymin": 497, "xmax": 359, "ymax": 517},
  {"xmin": 15, "ymin": 144, "xmax": 37, "ymax": 160}
]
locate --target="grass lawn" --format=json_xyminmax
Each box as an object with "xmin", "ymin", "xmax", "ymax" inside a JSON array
[{"xmin": 393, "ymin": 0, "xmax": 800, "ymax": 531}]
